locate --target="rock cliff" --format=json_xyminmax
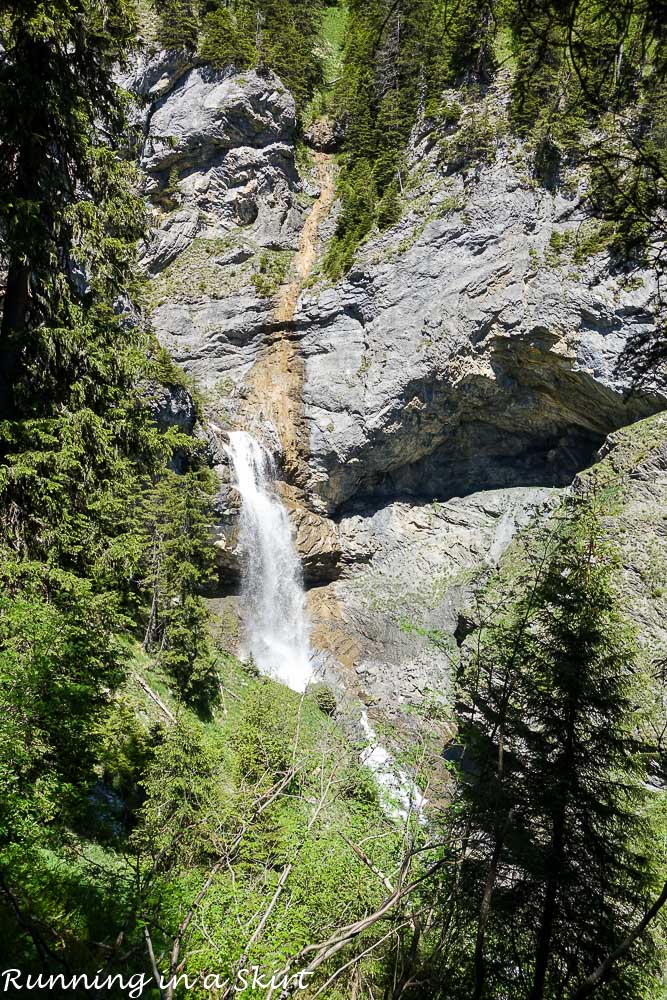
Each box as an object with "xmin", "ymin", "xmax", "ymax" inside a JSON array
[{"xmin": 128, "ymin": 54, "xmax": 666, "ymax": 732}]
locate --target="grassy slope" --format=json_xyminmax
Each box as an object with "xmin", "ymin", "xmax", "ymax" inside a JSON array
[
  {"xmin": 303, "ymin": 0, "xmax": 348, "ymax": 127},
  {"xmin": 16, "ymin": 636, "xmax": 406, "ymax": 996}
]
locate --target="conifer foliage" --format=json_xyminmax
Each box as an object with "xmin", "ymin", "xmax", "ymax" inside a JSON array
[
  {"xmin": 0, "ymin": 0, "xmax": 219, "ymax": 967},
  {"xmin": 323, "ymin": 0, "xmax": 496, "ymax": 278},
  {"xmin": 155, "ymin": 0, "xmax": 327, "ymax": 109},
  {"xmin": 324, "ymin": 0, "xmax": 667, "ymax": 284},
  {"xmin": 0, "ymin": 0, "xmax": 144, "ymax": 419},
  {"xmin": 427, "ymin": 495, "xmax": 666, "ymax": 1000},
  {"xmin": 507, "ymin": 0, "xmax": 667, "ymax": 251},
  {"xmin": 142, "ymin": 463, "xmax": 219, "ymax": 713}
]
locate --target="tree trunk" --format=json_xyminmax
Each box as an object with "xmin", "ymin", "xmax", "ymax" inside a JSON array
[
  {"xmin": 529, "ymin": 810, "xmax": 566, "ymax": 1000},
  {"xmin": 473, "ymin": 831, "xmax": 502, "ymax": 1000},
  {"xmin": 473, "ymin": 806, "xmax": 514, "ymax": 1000},
  {"xmin": 0, "ymin": 262, "xmax": 30, "ymax": 419},
  {"xmin": 529, "ymin": 698, "xmax": 576, "ymax": 1000}
]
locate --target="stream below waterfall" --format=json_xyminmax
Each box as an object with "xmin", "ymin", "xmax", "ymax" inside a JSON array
[{"xmin": 224, "ymin": 430, "xmax": 313, "ymax": 692}]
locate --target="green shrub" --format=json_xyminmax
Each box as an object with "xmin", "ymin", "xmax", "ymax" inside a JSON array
[
  {"xmin": 340, "ymin": 761, "xmax": 379, "ymax": 806},
  {"xmin": 440, "ymin": 108, "xmax": 498, "ymax": 171},
  {"xmin": 231, "ymin": 684, "xmax": 300, "ymax": 784},
  {"xmin": 199, "ymin": 7, "xmax": 256, "ymax": 69},
  {"xmin": 156, "ymin": 0, "xmax": 199, "ymax": 50},
  {"xmin": 310, "ymin": 681, "xmax": 337, "ymax": 716},
  {"xmin": 573, "ymin": 220, "xmax": 617, "ymax": 263},
  {"xmin": 251, "ymin": 249, "xmax": 292, "ymax": 297},
  {"xmin": 376, "ymin": 181, "xmax": 402, "ymax": 229}
]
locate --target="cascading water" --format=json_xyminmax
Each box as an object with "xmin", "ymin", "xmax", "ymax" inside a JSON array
[
  {"xmin": 224, "ymin": 430, "xmax": 312, "ymax": 693},
  {"xmin": 360, "ymin": 711, "xmax": 427, "ymax": 822}
]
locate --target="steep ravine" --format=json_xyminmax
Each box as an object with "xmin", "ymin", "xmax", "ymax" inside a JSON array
[{"xmin": 129, "ymin": 53, "xmax": 667, "ymax": 741}]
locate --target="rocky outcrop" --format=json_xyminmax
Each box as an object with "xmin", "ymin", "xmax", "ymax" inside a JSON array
[
  {"xmin": 130, "ymin": 61, "xmax": 666, "ymax": 725},
  {"xmin": 304, "ymin": 117, "xmax": 343, "ymax": 152},
  {"xmin": 132, "ymin": 62, "xmax": 665, "ymax": 520},
  {"xmin": 285, "ymin": 491, "xmax": 342, "ymax": 581},
  {"xmin": 140, "ymin": 65, "xmax": 300, "ymax": 242},
  {"xmin": 123, "ymin": 55, "xmax": 308, "ymax": 410},
  {"xmin": 309, "ymin": 485, "xmax": 559, "ymax": 718},
  {"xmin": 118, "ymin": 49, "xmax": 193, "ymax": 105},
  {"xmin": 147, "ymin": 381, "xmax": 197, "ymax": 435},
  {"xmin": 297, "ymin": 121, "xmax": 664, "ymax": 512},
  {"xmin": 213, "ymin": 477, "xmax": 342, "ymax": 582}
]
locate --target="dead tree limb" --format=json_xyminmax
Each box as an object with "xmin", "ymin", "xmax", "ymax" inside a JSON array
[
  {"xmin": 570, "ymin": 879, "xmax": 667, "ymax": 999},
  {"xmin": 132, "ymin": 672, "xmax": 176, "ymax": 725}
]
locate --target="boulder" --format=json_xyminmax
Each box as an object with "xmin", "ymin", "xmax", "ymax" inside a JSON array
[{"xmin": 304, "ymin": 117, "xmax": 344, "ymax": 152}]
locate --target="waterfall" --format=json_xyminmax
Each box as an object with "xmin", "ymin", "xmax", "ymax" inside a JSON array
[
  {"xmin": 224, "ymin": 431, "xmax": 312, "ymax": 692},
  {"xmin": 360, "ymin": 711, "xmax": 427, "ymax": 822}
]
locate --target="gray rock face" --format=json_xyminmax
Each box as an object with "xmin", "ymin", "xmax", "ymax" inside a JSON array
[
  {"xmin": 139, "ymin": 64, "xmax": 302, "ymax": 250},
  {"xmin": 131, "ymin": 64, "xmax": 666, "ymax": 722},
  {"xmin": 147, "ymin": 381, "xmax": 198, "ymax": 435},
  {"xmin": 124, "ymin": 58, "xmax": 306, "ymax": 400},
  {"xmin": 143, "ymin": 208, "xmax": 200, "ymax": 273},
  {"xmin": 118, "ymin": 49, "xmax": 193, "ymax": 103},
  {"xmin": 309, "ymin": 486, "xmax": 560, "ymax": 717},
  {"xmin": 297, "ymin": 142, "xmax": 665, "ymax": 513},
  {"xmin": 132, "ymin": 63, "xmax": 664, "ymax": 527},
  {"xmin": 142, "ymin": 67, "xmax": 296, "ymax": 173}
]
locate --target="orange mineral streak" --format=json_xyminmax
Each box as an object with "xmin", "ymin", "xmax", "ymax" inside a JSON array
[{"xmin": 240, "ymin": 152, "xmax": 336, "ymax": 486}]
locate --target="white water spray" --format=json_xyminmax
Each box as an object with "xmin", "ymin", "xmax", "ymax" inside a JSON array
[
  {"xmin": 224, "ymin": 431, "xmax": 312, "ymax": 692},
  {"xmin": 360, "ymin": 711, "xmax": 427, "ymax": 821}
]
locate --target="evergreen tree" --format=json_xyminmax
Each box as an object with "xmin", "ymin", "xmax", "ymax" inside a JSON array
[
  {"xmin": 0, "ymin": 1, "xmax": 153, "ymax": 844},
  {"xmin": 142, "ymin": 462, "xmax": 219, "ymax": 714},
  {"xmin": 258, "ymin": 0, "xmax": 325, "ymax": 107},
  {"xmin": 199, "ymin": 5, "xmax": 256, "ymax": 69},
  {"xmin": 0, "ymin": 2, "xmax": 220, "ymax": 968},
  {"xmin": 0, "ymin": 555, "xmax": 126, "ymax": 842},
  {"xmin": 430, "ymin": 495, "xmax": 666, "ymax": 999},
  {"xmin": 156, "ymin": 0, "xmax": 200, "ymax": 51},
  {"xmin": 155, "ymin": 0, "xmax": 326, "ymax": 111},
  {"xmin": 0, "ymin": 0, "xmax": 143, "ymax": 420},
  {"xmin": 507, "ymin": 0, "xmax": 667, "ymax": 243},
  {"xmin": 324, "ymin": 0, "xmax": 498, "ymax": 278}
]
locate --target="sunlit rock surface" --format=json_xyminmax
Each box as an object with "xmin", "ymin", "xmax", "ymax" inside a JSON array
[{"xmin": 129, "ymin": 60, "xmax": 666, "ymax": 722}]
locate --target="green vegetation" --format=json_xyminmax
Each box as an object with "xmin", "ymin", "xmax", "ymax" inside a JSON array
[
  {"xmin": 147, "ymin": 238, "xmax": 294, "ymax": 307},
  {"xmin": 141, "ymin": 465, "xmax": 220, "ymax": 713},
  {"xmin": 129, "ymin": 673, "xmax": 405, "ymax": 995},
  {"xmin": 1, "ymin": 2, "xmax": 666, "ymax": 996},
  {"xmin": 0, "ymin": 4, "xmax": 414, "ymax": 990},
  {"xmin": 415, "ymin": 492, "xmax": 667, "ymax": 999},
  {"xmin": 321, "ymin": 0, "xmax": 667, "ymax": 284},
  {"xmin": 250, "ymin": 249, "xmax": 293, "ymax": 297},
  {"xmin": 154, "ymin": 0, "xmax": 329, "ymax": 109},
  {"xmin": 323, "ymin": 0, "xmax": 497, "ymax": 278},
  {"xmin": 545, "ymin": 222, "xmax": 622, "ymax": 267},
  {"xmin": 506, "ymin": 0, "xmax": 667, "ymax": 263},
  {"xmin": 1, "ymin": 639, "xmax": 411, "ymax": 994},
  {"xmin": 303, "ymin": 0, "xmax": 349, "ymax": 127}
]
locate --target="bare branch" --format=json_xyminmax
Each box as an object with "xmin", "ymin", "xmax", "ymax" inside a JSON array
[
  {"xmin": 132, "ymin": 672, "xmax": 176, "ymax": 724},
  {"xmin": 338, "ymin": 830, "xmax": 395, "ymax": 893},
  {"xmin": 570, "ymin": 880, "xmax": 667, "ymax": 999}
]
